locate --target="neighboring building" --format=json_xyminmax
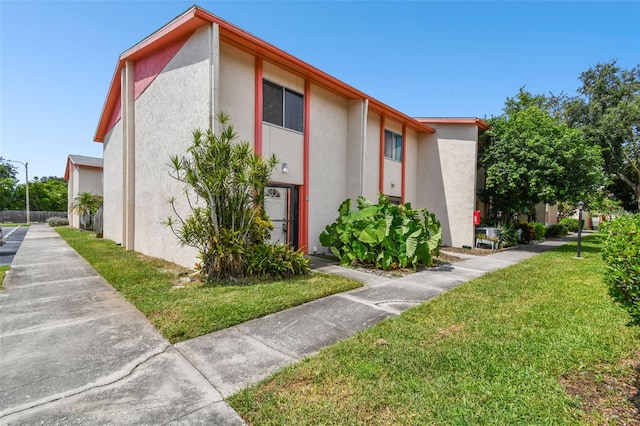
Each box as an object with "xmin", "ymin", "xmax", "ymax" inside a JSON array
[
  {"xmin": 93, "ymin": 5, "xmax": 488, "ymax": 267},
  {"xmin": 64, "ymin": 154, "xmax": 103, "ymax": 228},
  {"xmin": 415, "ymin": 118, "xmax": 489, "ymax": 248}
]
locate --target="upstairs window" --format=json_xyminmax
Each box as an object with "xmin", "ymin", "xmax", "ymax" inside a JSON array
[
  {"xmin": 263, "ymin": 80, "xmax": 304, "ymax": 132},
  {"xmin": 384, "ymin": 130, "xmax": 402, "ymax": 161}
]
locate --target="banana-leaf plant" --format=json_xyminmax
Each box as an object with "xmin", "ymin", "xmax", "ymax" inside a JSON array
[{"xmin": 319, "ymin": 194, "xmax": 442, "ymax": 270}]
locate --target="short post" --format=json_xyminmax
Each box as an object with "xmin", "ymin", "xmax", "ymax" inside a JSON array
[{"xmin": 577, "ymin": 201, "xmax": 584, "ymax": 258}]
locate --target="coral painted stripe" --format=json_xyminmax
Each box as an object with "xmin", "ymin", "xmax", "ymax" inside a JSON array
[
  {"xmin": 401, "ymin": 125, "xmax": 406, "ymax": 203},
  {"xmin": 134, "ymin": 37, "xmax": 188, "ymax": 100},
  {"xmin": 104, "ymin": 37, "xmax": 188, "ymax": 136},
  {"xmin": 379, "ymin": 116, "xmax": 385, "ymax": 194},
  {"xmin": 300, "ymin": 80, "xmax": 311, "ymax": 252}
]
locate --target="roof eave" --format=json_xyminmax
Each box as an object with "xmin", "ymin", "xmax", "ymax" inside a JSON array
[{"xmin": 94, "ymin": 5, "xmax": 436, "ymax": 142}]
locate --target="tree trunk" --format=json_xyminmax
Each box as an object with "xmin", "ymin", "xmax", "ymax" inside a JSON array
[{"xmin": 616, "ymin": 171, "xmax": 640, "ymax": 212}]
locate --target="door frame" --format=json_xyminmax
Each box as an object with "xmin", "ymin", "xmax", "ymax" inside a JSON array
[{"xmin": 265, "ymin": 183, "xmax": 299, "ymax": 250}]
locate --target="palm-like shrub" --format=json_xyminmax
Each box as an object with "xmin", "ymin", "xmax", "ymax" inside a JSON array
[
  {"xmin": 164, "ymin": 113, "xmax": 308, "ymax": 283},
  {"xmin": 320, "ymin": 194, "xmax": 441, "ymax": 270},
  {"xmin": 69, "ymin": 192, "xmax": 102, "ymax": 230}
]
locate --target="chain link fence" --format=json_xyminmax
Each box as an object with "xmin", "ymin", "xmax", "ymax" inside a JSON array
[{"xmin": 0, "ymin": 210, "xmax": 67, "ymax": 223}]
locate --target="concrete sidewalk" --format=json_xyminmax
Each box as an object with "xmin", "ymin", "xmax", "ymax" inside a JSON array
[
  {"xmin": 0, "ymin": 225, "xmax": 577, "ymax": 424},
  {"xmin": 0, "ymin": 225, "xmax": 244, "ymax": 425}
]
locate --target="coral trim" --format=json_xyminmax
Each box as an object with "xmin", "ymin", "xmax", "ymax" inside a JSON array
[
  {"xmin": 379, "ymin": 117, "xmax": 385, "ymax": 194},
  {"xmin": 95, "ymin": 6, "xmax": 435, "ymax": 143},
  {"xmin": 401, "ymin": 125, "xmax": 407, "ymax": 203}
]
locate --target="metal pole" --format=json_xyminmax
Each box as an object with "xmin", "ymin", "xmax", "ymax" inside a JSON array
[
  {"xmin": 577, "ymin": 201, "xmax": 584, "ymax": 258},
  {"xmin": 25, "ymin": 162, "xmax": 30, "ymax": 224}
]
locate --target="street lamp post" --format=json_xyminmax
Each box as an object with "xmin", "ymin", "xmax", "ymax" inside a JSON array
[
  {"xmin": 577, "ymin": 201, "xmax": 584, "ymax": 258},
  {"xmin": 6, "ymin": 159, "xmax": 29, "ymax": 224}
]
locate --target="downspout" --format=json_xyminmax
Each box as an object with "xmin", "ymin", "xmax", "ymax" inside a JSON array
[
  {"xmin": 123, "ymin": 60, "xmax": 135, "ymax": 250},
  {"xmin": 379, "ymin": 116, "xmax": 385, "ymax": 194},
  {"xmin": 401, "ymin": 124, "xmax": 406, "ymax": 203},
  {"xmin": 209, "ymin": 23, "xmax": 220, "ymax": 134},
  {"xmin": 360, "ymin": 99, "xmax": 368, "ymax": 196}
]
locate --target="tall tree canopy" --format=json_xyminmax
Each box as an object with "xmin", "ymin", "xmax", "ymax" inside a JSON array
[
  {"xmin": 564, "ymin": 60, "xmax": 640, "ymax": 211},
  {"xmin": 481, "ymin": 89, "xmax": 604, "ymax": 221},
  {"xmin": 0, "ymin": 160, "xmax": 19, "ymax": 211},
  {"xmin": 0, "ymin": 160, "xmax": 67, "ymax": 212}
]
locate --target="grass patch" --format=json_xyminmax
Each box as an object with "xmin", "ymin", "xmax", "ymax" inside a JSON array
[
  {"xmin": 55, "ymin": 227, "xmax": 362, "ymax": 343},
  {"xmin": 1, "ymin": 223, "xmax": 30, "ymax": 227},
  {"xmin": 0, "ymin": 265, "xmax": 9, "ymax": 290},
  {"xmin": 229, "ymin": 235, "xmax": 640, "ymax": 424}
]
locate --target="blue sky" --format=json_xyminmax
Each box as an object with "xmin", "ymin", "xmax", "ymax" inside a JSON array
[{"xmin": 1, "ymin": 1, "xmax": 639, "ymax": 182}]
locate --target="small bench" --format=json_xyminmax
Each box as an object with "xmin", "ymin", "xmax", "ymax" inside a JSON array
[{"xmin": 476, "ymin": 238, "xmax": 498, "ymax": 250}]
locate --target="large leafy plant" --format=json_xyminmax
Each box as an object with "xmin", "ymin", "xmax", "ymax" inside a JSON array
[{"xmin": 319, "ymin": 194, "xmax": 441, "ymax": 270}]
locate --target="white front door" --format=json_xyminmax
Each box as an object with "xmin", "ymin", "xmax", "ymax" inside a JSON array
[{"xmin": 264, "ymin": 187, "xmax": 288, "ymax": 244}]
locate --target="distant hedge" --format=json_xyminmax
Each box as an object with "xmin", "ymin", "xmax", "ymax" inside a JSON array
[{"xmin": 601, "ymin": 214, "xmax": 640, "ymax": 325}]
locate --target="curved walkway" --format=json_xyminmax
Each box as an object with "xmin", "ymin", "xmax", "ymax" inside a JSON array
[{"xmin": 0, "ymin": 224, "xmax": 577, "ymax": 424}]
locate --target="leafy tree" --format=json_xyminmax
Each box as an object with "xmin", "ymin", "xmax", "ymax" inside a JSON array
[
  {"xmin": 480, "ymin": 89, "xmax": 605, "ymax": 222},
  {"xmin": 165, "ymin": 113, "xmax": 308, "ymax": 283},
  {"xmin": 0, "ymin": 160, "xmax": 18, "ymax": 211},
  {"xmin": 564, "ymin": 60, "xmax": 640, "ymax": 211},
  {"xmin": 69, "ymin": 191, "xmax": 102, "ymax": 229},
  {"xmin": 16, "ymin": 176, "xmax": 68, "ymax": 211}
]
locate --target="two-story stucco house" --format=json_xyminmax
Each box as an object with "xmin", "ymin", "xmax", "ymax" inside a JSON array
[
  {"xmin": 64, "ymin": 154, "xmax": 104, "ymax": 229},
  {"xmin": 93, "ymin": 5, "xmax": 488, "ymax": 268}
]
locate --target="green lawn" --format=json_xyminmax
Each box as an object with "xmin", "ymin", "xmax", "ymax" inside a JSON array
[
  {"xmin": 229, "ymin": 235, "xmax": 640, "ymax": 425},
  {"xmin": 0, "ymin": 265, "xmax": 9, "ymax": 290},
  {"xmin": 55, "ymin": 227, "xmax": 362, "ymax": 343}
]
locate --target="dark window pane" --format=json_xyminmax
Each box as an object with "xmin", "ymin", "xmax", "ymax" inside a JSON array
[
  {"xmin": 395, "ymin": 134, "xmax": 403, "ymax": 161},
  {"xmin": 285, "ymin": 89, "xmax": 304, "ymax": 132},
  {"xmin": 384, "ymin": 130, "xmax": 393, "ymax": 159},
  {"xmin": 263, "ymin": 81, "xmax": 283, "ymax": 126}
]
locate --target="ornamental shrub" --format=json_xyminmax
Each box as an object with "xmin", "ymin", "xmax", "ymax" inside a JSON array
[
  {"xmin": 531, "ymin": 222, "xmax": 546, "ymax": 240},
  {"xmin": 496, "ymin": 223, "xmax": 518, "ymax": 247},
  {"xmin": 559, "ymin": 218, "xmax": 580, "ymax": 233},
  {"xmin": 47, "ymin": 217, "xmax": 69, "ymax": 227},
  {"xmin": 517, "ymin": 222, "xmax": 536, "ymax": 243},
  {"xmin": 319, "ymin": 194, "xmax": 442, "ymax": 270},
  {"xmin": 545, "ymin": 224, "xmax": 568, "ymax": 237},
  {"xmin": 245, "ymin": 243, "xmax": 310, "ymax": 279},
  {"xmin": 601, "ymin": 214, "xmax": 640, "ymax": 325}
]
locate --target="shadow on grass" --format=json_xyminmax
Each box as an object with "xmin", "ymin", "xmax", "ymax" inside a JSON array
[{"xmin": 552, "ymin": 236, "xmax": 604, "ymax": 255}]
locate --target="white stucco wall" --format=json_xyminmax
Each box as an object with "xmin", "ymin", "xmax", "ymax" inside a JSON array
[
  {"xmin": 132, "ymin": 26, "xmax": 211, "ymax": 267},
  {"xmin": 219, "ymin": 42, "xmax": 255, "ymax": 144},
  {"xmin": 383, "ymin": 159, "xmax": 402, "ymax": 198},
  {"xmin": 345, "ymin": 99, "xmax": 367, "ymax": 201},
  {"xmin": 417, "ymin": 124, "xmax": 478, "ymax": 248},
  {"xmin": 363, "ymin": 112, "xmax": 381, "ymax": 201},
  {"xmin": 263, "ymin": 124, "xmax": 304, "ymax": 185},
  {"xmin": 67, "ymin": 171, "xmax": 80, "ymax": 228},
  {"xmin": 308, "ymin": 83, "xmax": 349, "ymax": 253},
  {"xmin": 68, "ymin": 167, "xmax": 103, "ymax": 228},
  {"xmin": 404, "ymin": 129, "xmax": 418, "ymax": 205},
  {"xmin": 103, "ymin": 123, "xmax": 123, "ymax": 244},
  {"xmin": 77, "ymin": 168, "xmax": 103, "ymax": 196},
  {"xmin": 535, "ymin": 203, "xmax": 559, "ymax": 226}
]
